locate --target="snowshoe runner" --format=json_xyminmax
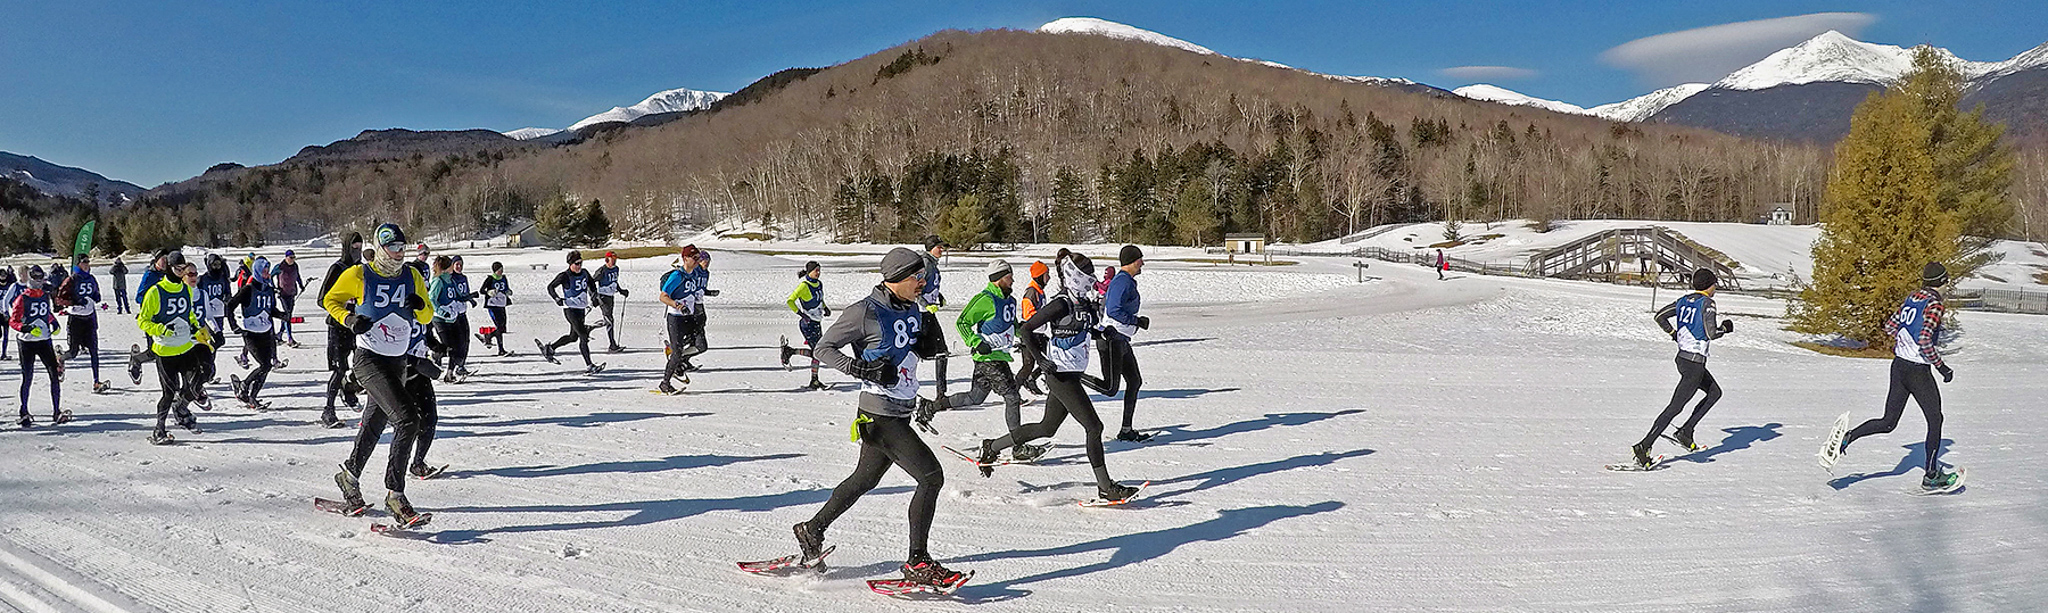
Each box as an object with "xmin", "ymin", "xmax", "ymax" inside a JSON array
[
  {"xmin": 428, "ymin": 255, "xmax": 478, "ymax": 382},
  {"xmin": 10, "ymin": 265, "xmax": 65, "ymax": 428},
  {"xmin": 324, "ymin": 223, "xmax": 439, "ymax": 526},
  {"xmin": 784, "ymin": 262, "xmax": 832, "ymax": 390},
  {"xmin": 479, "ymin": 261, "xmax": 512, "ymax": 354},
  {"xmin": 971, "ymin": 250, "xmax": 1141, "ymax": 495},
  {"xmin": 928, "ymin": 260, "xmax": 1030, "ymax": 443},
  {"xmin": 1632, "ymin": 268, "xmax": 1731, "ymax": 463},
  {"xmin": 55, "ymin": 254, "xmax": 110, "ymax": 398},
  {"xmin": 593, "ymin": 252, "xmax": 628, "ymax": 353},
  {"xmin": 769, "ymin": 247, "xmax": 962, "ymax": 593},
  {"xmin": 541, "ymin": 251, "xmax": 602, "ymax": 371},
  {"xmin": 1829, "ymin": 263, "xmax": 1960, "ymax": 486},
  {"xmin": 137, "ymin": 252, "xmax": 211, "ymax": 444},
  {"xmin": 656, "ymin": 246, "xmax": 709, "ymax": 393},
  {"xmin": 319, "ymin": 232, "xmax": 366, "ymax": 429},
  {"xmin": 1082, "ymin": 245, "xmax": 1153, "ymax": 443},
  {"xmin": 224, "ymin": 257, "xmax": 287, "ymax": 414}
]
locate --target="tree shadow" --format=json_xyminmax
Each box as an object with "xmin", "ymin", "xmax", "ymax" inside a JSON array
[
  {"xmin": 426, "ymin": 486, "xmax": 914, "ymax": 545},
  {"xmin": 949, "ymin": 502, "xmax": 1346, "ymax": 601},
  {"xmin": 1148, "ymin": 409, "xmax": 1366, "ymax": 445},
  {"xmin": 1676, "ymin": 423, "xmax": 1782, "ymax": 463},
  {"xmin": 1129, "ymin": 337, "xmax": 1215, "ymax": 349},
  {"xmin": 459, "ymin": 453, "xmax": 804, "ymax": 480},
  {"xmin": 1829, "ymin": 439, "xmax": 1952, "ymax": 490},
  {"xmin": 1148, "ymin": 449, "xmax": 1376, "ymax": 501}
]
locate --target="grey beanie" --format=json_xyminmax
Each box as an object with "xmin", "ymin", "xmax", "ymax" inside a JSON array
[{"xmin": 881, "ymin": 247, "xmax": 925, "ymax": 282}]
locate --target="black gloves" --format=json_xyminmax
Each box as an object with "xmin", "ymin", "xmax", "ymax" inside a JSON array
[
  {"xmin": 971, "ymin": 341, "xmax": 994, "ymax": 355},
  {"xmin": 406, "ymin": 292, "xmax": 424, "ymax": 310},
  {"xmin": 344, "ymin": 314, "xmax": 375, "ymax": 334},
  {"xmin": 704, "ymin": 289, "xmax": 720, "ymax": 297},
  {"xmin": 1136, "ymin": 316, "xmax": 1151, "ymax": 330},
  {"xmin": 849, "ymin": 357, "xmax": 898, "ymax": 387},
  {"xmin": 1938, "ymin": 365, "xmax": 1954, "ymax": 383},
  {"xmin": 619, "ymin": 288, "xmax": 631, "ymax": 298},
  {"xmin": 1720, "ymin": 319, "xmax": 1735, "ymax": 333},
  {"xmin": 917, "ymin": 312, "xmax": 947, "ymax": 357},
  {"xmin": 554, "ymin": 298, "xmax": 566, "ymax": 306},
  {"xmin": 822, "ymin": 305, "xmax": 832, "ymax": 317}
]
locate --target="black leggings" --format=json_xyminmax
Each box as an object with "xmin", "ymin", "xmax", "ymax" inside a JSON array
[
  {"xmin": 16, "ymin": 340, "xmax": 61, "ymax": 416},
  {"xmin": 809, "ymin": 412, "xmax": 944, "ymax": 558},
  {"xmin": 1844, "ymin": 358, "xmax": 1945, "ymax": 475},
  {"xmin": 346, "ymin": 353, "xmax": 424, "ymax": 492},
  {"xmin": 153, "ymin": 350, "xmax": 203, "ymax": 426},
  {"xmin": 991, "ymin": 371, "xmax": 1116, "ymax": 489},
  {"xmin": 435, "ymin": 314, "xmax": 470, "ymax": 372},
  {"xmin": 1638, "ymin": 356, "xmax": 1721, "ymax": 448},
  {"xmin": 943, "ymin": 361, "xmax": 1023, "ymax": 432},
  {"xmin": 68, "ymin": 315, "xmax": 99, "ymax": 382},
  {"xmin": 277, "ymin": 294, "xmax": 297, "ymax": 341},
  {"xmin": 486, "ymin": 306, "xmax": 508, "ymax": 347},
  {"xmin": 1086, "ymin": 333, "xmax": 1144, "ymax": 431},
  {"xmin": 242, "ymin": 331, "xmax": 277, "ymax": 400},
  {"xmin": 664, "ymin": 313, "xmax": 703, "ymax": 378},
  {"xmin": 597, "ymin": 294, "xmax": 618, "ymax": 348},
  {"xmin": 547, "ymin": 308, "xmax": 594, "ymax": 366},
  {"xmin": 325, "ymin": 325, "xmax": 357, "ymax": 412},
  {"xmin": 360, "ymin": 365, "xmax": 440, "ymax": 469}
]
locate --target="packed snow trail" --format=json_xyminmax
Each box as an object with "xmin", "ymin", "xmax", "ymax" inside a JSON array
[{"xmin": 0, "ymin": 249, "xmax": 2042, "ymax": 612}]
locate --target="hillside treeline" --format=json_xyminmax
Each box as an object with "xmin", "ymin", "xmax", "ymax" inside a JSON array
[{"xmin": 84, "ymin": 28, "xmax": 2048, "ymax": 252}]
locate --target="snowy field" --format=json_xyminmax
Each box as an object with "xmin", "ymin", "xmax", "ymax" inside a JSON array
[{"xmin": 1, "ymin": 246, "xmax": 2045, "ymax": 613}]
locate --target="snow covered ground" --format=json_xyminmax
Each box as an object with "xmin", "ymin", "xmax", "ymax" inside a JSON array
[{"xmin": 2, "ymin": 246, "xmax": 2045, "ymax": 612}]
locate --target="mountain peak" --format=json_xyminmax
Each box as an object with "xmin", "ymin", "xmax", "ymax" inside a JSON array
[
  {"xmin": 565, "ymin": 87, "xmax": 728, "ymax": 132},
  {"xmin": 1715, "ymin": 31, "xmax": 1995, "ymax": 91},
  {"xmin": 1452, "ymin": 84, "xmax": 1589, "ymax": 115},
  {"xmin": 1037, "ymin": 17, "xmax": 1217, "ymax": 56}
]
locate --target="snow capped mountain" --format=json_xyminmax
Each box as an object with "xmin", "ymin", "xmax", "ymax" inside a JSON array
[
  {"xmin": 1038, "ymin": 17, "xmax": 1217, "ymax": 56},
  {"xmin": 1714, "ymin": 30, "xmax": 1995, "ymax": 91},
  {"xmin": 567, "ymin": 87, "xmax": 728, "ymax": 132},
  {"xmin": 1588, "ymin": 83, "xmax": 1709, "ymax": 122},
  {"xmin": 1984, "ymin": 41, "xmax": 2048, "ymax": 79},
  {"xmin": 1452, "ymin": 84, "xmax": 1589, "ymax": 115},
  {"xmin": 503, "ymin": 127, "xmax": 564, "ymax": 141}
]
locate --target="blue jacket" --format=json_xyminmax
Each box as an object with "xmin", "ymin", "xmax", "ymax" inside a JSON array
[{"xmin": 1103, "ymin": 269, "xmax": 1141, "ymax": 328}]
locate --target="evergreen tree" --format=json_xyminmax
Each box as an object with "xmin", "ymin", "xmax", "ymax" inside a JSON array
[
  {"xmin": 1897, "ymin": 46, "xmax": 2016, "ymax": 273},
  {"xmin": 581, "ymin": 199, "xmax": 613, "ymax": 247},
  {"xmin": 1048, "ymin": 166, "xmax": 1087, "ymax": 243},
  {"xmin": 938, "ymin": 194, "xmax": 990, "ymax": 249},
  {"xmin": 1173, "ymin": 174, "xmax": 1219, "ymax": 246},
  {"xmin": 1791, "ymin": 83, "xmax": 1955, "ymax": 345}
]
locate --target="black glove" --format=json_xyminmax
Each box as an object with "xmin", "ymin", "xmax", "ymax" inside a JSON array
[
  {"xmin": 554, "ymin": 298, "xmax": 565, "ymax": 306},
  {"xmin": 1720, "ymin": 319, "xmax": 1735, "ymax": 333},
  {"xmin": 971, "ymin": 341, "xmax": 993, "ymax": 355},
  {"xmin": 704, "ymin": 289, "xmax": 720, "ymax": 297},
  {"xmin": 1136, "ymin": 316, "xmax": 1151, "ymax": 330},
  {"xmin": 848, "ymin": 357, "xmax": 898, "ymax": 387},
  {"xmin": 619, "ymin": 288, "xmax": 630, "ymax": 298},
  {"xmin": 344, "ymin": 313, "xmax": 375, "ymax": 334},
  {"xmin": 917, "ymin": 312, "xmax": 947, "ymax": 357},
  {"xmin": 822, "ymin": 305, "xmax": 832, "ymax": 317},
  {"xmin": 1937, "ymin": 365, "xmax": 1954, "ymax": 383},
  {"xmin": 406, "ymin": 292, "xmax": 424, "ymax": 310}
]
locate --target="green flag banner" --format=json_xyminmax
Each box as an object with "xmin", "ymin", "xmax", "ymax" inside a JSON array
[{"xmin": 72, "ymin": 220, "xmax": 96, "ymax": 257}]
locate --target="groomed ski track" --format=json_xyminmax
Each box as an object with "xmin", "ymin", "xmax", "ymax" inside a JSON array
[{"xmin": 0, "ymin": 248, "xmax": 2042, "ymax": 612}]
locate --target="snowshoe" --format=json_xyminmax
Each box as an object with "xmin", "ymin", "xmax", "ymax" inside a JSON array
[
  {"xmin": 778, "ymin": 337, "xmax": 795, "ymax": 371},
  {"xmin": 975, "ymin": 439, "xmax": 1001, "ymax": 478},
  {"xmin": 410, "ymin": 464, "xmax": 449, "ymax": 480},
  {"xmin": 16, "ymin": 414, "xmax": 34, "ymax": 429},
  {"xmin": 176, "ymin": 414, "xmax": 202, "ymax": 434},
  {"xmin": 655, "ymin": 378, "xmax": 684, "ymax": 396},
  {"xmin": 474, "ymin": 332, "xmax": 491, "ymax": 347},
  {"xmin": 1664, "ymin": 428, "xmax": 1706, "ymax": 453},
  {"xmin": 585, "ymin": 362, "xmax": 607, "ymax": 375},
  {"xmin": 1818, "ymin": 411, "xmax": 1852, "ymax": 472},
  {"xmin": 1083, "ymin": 482, "xmax": 1148, "ymax": 507},
  {"xmin": 805, "ymin": 378, "xmax": 828, "ymax": 391},
  {"xmin": 1115, "ymin": 429, "xmax": 1155, "ymax": 443},
  {"xmin": 51, "ymin": 410, "xmax": 73, "ymax": 425},
  {"xmin": 229, "ymin": 375, "xmax": 248, "ymax": 403},
  {"xmin": 378, "ymin": 492, "xmax": 432, "ymax": 531},
  {"xmin": 1912, "ymin": 467, "xmax": 1967, "ymax": 495},
  {"xmin": 234, "ymin": 353, "xmax": 251, "ymax": 370},
  {"xmin": 148, "ymin": 428, "xmax": 174, "ymax": 445},
  {"xmin": 535, "ymin": 339, "xmax": 559, "ymax": 364},
  {"xmin": 319, "ymin": 412, "xmax": 348, "ymax": 429},
  {"xmin": 93, "ymin": 380, "xmax": 112, "ymax": 394},
  {"xmin": 285, "ymin": 339, "xmax": 303, "ymax": 350},
  {"xmin": 312, "ymin": 497, "xmax": 368, "ymax": 517},
  {"xmin": 1606, "ymin": 445, "xmax": 1667, "ymax": 472},
  {"xmin": 607, "ymin": 345, "xmax": 625, "ymax": 354},
  {"xmin": 869, "ymin": 558, "xmax": 972, "ymax": 596},
  {"xmin": 1020, "ymin": 376, "xmax": 1043, "ymax": 397}
]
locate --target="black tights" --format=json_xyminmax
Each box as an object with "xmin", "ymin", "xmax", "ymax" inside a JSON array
[
  {"xmin": 991, "ymin": 371, "xmax": 1116, "ymax": 489},
  {"xmin": 1085, "ymin": 333, "xmax": 1144, "ymax": 432},
  {"xmin": 17, "ymin": 340, "xmax": 61, "ymax": 417},
  {"xmin": 345, "ymin": 354, "xmax": 423, "ymax": 493},
  {"xmin": 242, "ymin": 331, "xmax": 277, "ymax": 400},
  {"xmin": 153, "ymin": 350, "xmax": 202, "ymax": 427},
  {"xmin": 435, "ymin": 314, "xmax": 469, "ymax": 372},
  {"xmin": 486, "ymin": 306, "xmax": 508, "ymax": 347},
  {"xmin": 808, "ymin": 412, "xmax": 944, "ymax": 559},
  {"xmin": 1637, "ymin": 356, "xmax": 1721, "ymax": 449},
  {"xmin": 1844, "ymin": 359, "xmax": 1945, "ymax": 475},
  {"xmin": 547, "ymin": 308, "xmax": 594, "ymax": 366}
]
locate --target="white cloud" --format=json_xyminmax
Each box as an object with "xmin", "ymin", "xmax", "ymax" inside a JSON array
[
  {"xmin": 1601, "ymin": 12, "xmax": 1878, "ymax": 86},
  {"xmin": 1438, "ymin": 66, "xmax": 1539, "ymax": 81}
]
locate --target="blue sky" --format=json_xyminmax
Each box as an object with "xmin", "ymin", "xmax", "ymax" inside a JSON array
[{"xmin": 2, "ymin": 0, "xmax": 2042, "ymax": 187}]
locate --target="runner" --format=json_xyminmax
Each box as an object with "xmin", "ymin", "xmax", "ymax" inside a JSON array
[
  {"xmin": 478, "ymin": 261, "xmax": 512, "ymax": 355},
  {"xmin": 110, "ymin": 256, "xmax": 131, "ymax": 314},
  {"xmin": 427, "ymin": 255, "xmax": 476, "ymax": 381},
  {"xmin": 1819, "ymin": 262, "xmax": 1964, "ymax": 492},
  {"xmin": 784, "ymin": 247, "xmax": 968, "ymax": 592},
  {"xmin": 655, "ymin": 246, "xmax": 706, "ymax": 394},
  {"xmin": 274, "ymin": 250, "xmax": 305, "ymax": 348},
  {"xmin": 779, "ymin": 261, "xmax": 830, "ymax": 391},
  {"xmin": 540, "ymin": 251, "xmax": 603, "ymax": 373},
  {"xmin": 10, "ymin": 266, "xmax": 66, "ymax": 428},
  {"xmin": 1083, "ymin": 245, "xmax": 1153, "ymax": 442},
  {"xmin": 224, "ymin": 258, "xmax": 285, "ymax": 410},
  {"xmin": 1629, "ymin": 268, "xmax": 1733, "ymax": 468},
  {"xmin": 56, "ymin": 254, "xmax": 109, "ymax": 394},
  {"xmin": 926, "ymin": 259, "xmax": 1036, "ymax": 460},
  {"xmin": 318, "ymin": 233, "xmax": 367, "ymax": 427},
  {"xmin": 1013, "ymin": 260, "xmax": 1049, "ymax": 396},
  {"xmin": 324, "ymin": 223, "xmax": 436, "ymax": 525},
  {"xmin": 126, "ymin": 251, "xmax": 170, "ymax": 384},
  {"xmin": 594, "ymin": 251, "xmax": 629, "ymax": 353},
  {"xmin": 137, "ymin": 253, "xmax": 208, "ymax": 443}
]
